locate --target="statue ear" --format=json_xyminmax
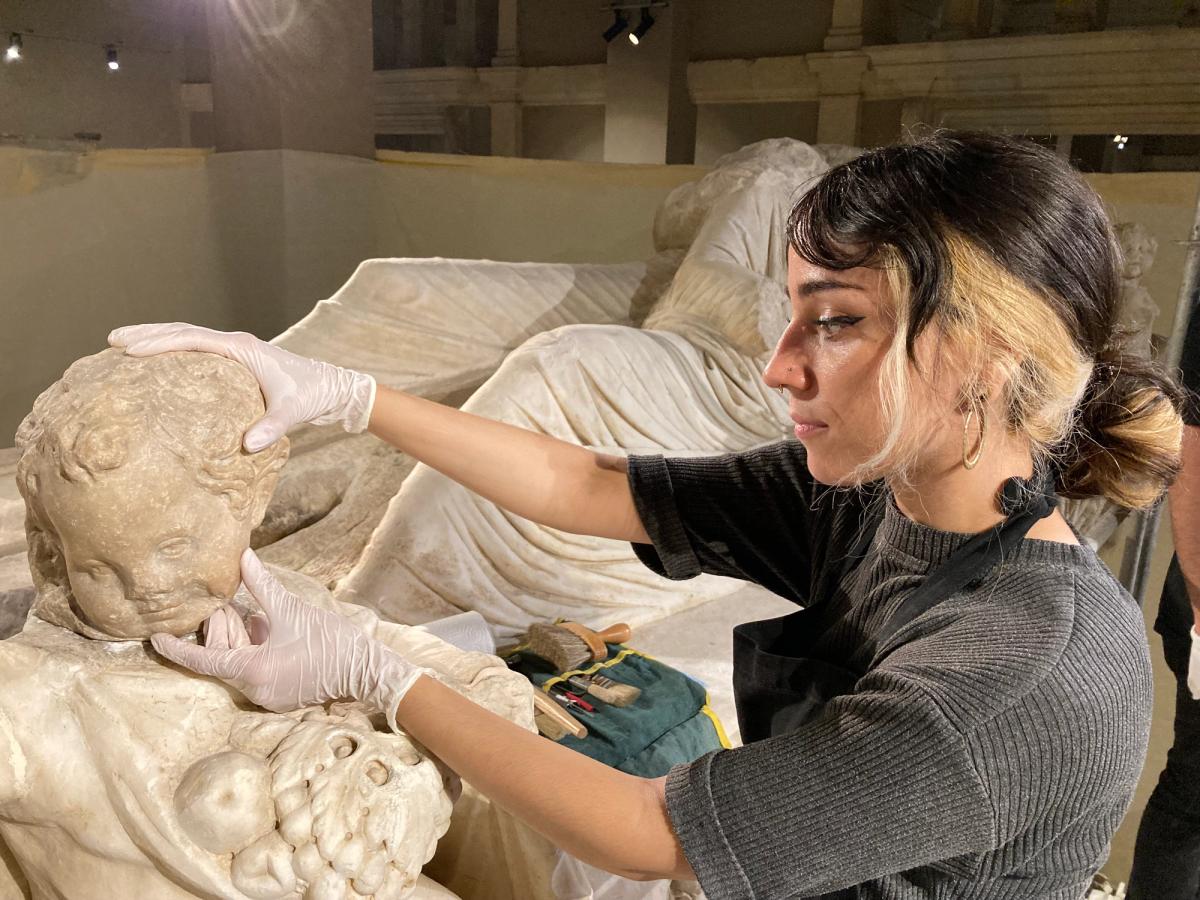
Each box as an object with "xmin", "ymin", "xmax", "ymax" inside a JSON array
[{"xmin": 248, "ymin": 470, "xmax": 280, "ymax": 528}]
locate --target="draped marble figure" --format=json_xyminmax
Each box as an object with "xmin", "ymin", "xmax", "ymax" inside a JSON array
[{"xmin": 0, "ymin": 349, "xmax": 538, "ymax": 900}]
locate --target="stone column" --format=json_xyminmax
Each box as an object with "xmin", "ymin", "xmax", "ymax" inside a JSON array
[
  {"xmin": 824, "ymin": 0, "xmax": 864, "ymax": 51},
  {"xmin": 493, "ymin": 0, "xmax": 519, "ymax": 67},
  {"xmin": 603, "ymin": 0, "xmax": 695, "ymax": 165},
  {"xmin": 483, "ymin": 65, "xmax": 523, "ymax": 157},
  {"xmin": 810, "ymin": 53, "xmax": 870, "ymax": 146},
  {"xmin": 207, "ymin": 0, "xmax": 374, "ymax": 158}
]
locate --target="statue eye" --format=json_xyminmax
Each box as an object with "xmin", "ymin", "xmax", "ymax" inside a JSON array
[
  {"xmin": 81, "ymin": 562, "xmax": 114, "ymax": 579},
  {"xmin": 157, "ymin": 538, "xmax": 193, "ymax": 559}
]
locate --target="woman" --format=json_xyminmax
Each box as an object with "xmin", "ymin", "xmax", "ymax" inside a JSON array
[{"xmin": 114, "ymin": 131, "xmax": 1184, "ymax": 898}]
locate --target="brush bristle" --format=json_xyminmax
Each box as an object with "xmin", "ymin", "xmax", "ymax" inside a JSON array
[
  {"xmin": 527, "ymin": 623, "xmax": 591, "ymax": 671},
  {"xmin": 589, "ymin": 673, "xmax": 641, "ymax": 707}
]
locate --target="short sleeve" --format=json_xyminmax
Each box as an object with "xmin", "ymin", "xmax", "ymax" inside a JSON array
[
  {"xmin": 664, "ymin": 671, "xmax": 994, "ymax": 899},
  {"xmin": 626, "ymin": 441, "xmax": 836, "ymax": 604}
]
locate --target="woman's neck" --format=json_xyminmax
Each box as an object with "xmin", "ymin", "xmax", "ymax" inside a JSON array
[{"xmin": 889, "ymin": 437, "xmax": 1075, "ymax": 545}]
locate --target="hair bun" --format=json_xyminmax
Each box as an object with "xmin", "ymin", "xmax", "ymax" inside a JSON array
[{"xmin": 1056, "ymin": 353, "xmax": 1184, "ymax": 508}]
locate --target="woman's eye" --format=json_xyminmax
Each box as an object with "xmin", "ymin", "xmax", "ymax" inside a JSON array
[
  {"xmin": 814, "ymin": 315, "xmax": 863, "ymax": 336},
  {"xmin": 157, "ymin": 539, "xmax": 193, "ymax": 559}
]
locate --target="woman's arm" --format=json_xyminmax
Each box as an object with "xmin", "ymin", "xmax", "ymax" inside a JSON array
[
  {"xmin": 394, "ymin": 673, "xmax": 695, "ymax": 882},
  {"xmin": 368, "ymin": 385, "xmax": 649, "ymax": 543},
  {"xmin": 109, "ymin": 324, "xmax": 649, "ymax": 543}
]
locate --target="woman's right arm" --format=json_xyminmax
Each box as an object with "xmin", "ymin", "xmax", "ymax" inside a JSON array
[
  {"xmin": 368, "ymin": 385, "xmax": 649, "ymax": 542},
  {"xmin": 109, "ymin": 324, "xmax": 648, "ymax": 544}
]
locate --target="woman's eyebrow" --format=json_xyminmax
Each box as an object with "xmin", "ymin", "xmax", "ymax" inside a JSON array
[{"xmin": 795, "ymin": 278, "xmax": 866, "ymax": 296}]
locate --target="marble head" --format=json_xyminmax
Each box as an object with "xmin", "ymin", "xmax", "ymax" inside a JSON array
[{"xmin": 15, "ymin": 348, "xmax": 288, "ymax": 640}]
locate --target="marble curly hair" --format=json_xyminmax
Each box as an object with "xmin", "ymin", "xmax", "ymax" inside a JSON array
[{"xmin": 14, "ymin": 349, "xmax": 289, "ymax": 632}]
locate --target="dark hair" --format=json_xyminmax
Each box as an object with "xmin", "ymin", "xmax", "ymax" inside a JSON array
[{"xmin": 787, "ymin": 130, "xmax": 1183, "ymax": 506}]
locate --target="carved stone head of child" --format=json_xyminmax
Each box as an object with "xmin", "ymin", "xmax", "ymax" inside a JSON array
[{"xmin": 15, "ymin": 349, "xmax": 288, "ymax": 641}]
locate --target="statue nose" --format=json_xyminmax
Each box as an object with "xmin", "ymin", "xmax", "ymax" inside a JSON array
[{"xmin": 127, "ymin": 568, "xmax": 175, "ymax": 601}]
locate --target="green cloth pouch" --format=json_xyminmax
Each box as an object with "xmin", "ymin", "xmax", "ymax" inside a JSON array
[{"xmin": 505, "ymin": 643, "xmax": 730, "ymax": 778}]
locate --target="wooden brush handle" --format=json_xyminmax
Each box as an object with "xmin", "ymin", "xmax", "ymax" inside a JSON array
[
  {"xmin": 531, "ymin": 690, "xmax": 587, "ymax": 739},
  {"xmin": 595, "ymin": 623, "xmax": 631, "ymax": 644},
  {"xmin": 560, "ymin": 622, "xmax": 632, "ymax": 662}
]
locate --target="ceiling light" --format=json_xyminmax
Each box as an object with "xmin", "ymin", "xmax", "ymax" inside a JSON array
[
  {"xmin": 628, "ymin": 8, "xmax": 655, "ymax": 44},
  {"xmin": 5, "ymin": 33, "xmax": 21, "ymax": 62},
  {"xmin": 106, "ymin": 45, "xmax": 119, "ymax": 70},
  {"xmin": 603, "ymin": 11, "xmax": 629, "ymax": 42}
]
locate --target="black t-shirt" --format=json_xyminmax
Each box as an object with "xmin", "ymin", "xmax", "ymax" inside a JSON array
[{"xmin": 1156, "ymin": 301, "xmax": 1200, "ymax": 638}]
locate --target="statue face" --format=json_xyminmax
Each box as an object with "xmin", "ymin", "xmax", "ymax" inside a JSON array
[
  {"xmin": 1118, "ymin": 224, "xmax": 1157, "ymax": 281},
  {"xmin": 16, "ymin": 349, "xmax": 288, "ymax": 641},
  {"xmin": 33, "ymin": 440, "xmax": 251, "ymax": 639}
]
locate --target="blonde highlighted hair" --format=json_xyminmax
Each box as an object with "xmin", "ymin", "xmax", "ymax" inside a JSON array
[{"xmin": 789, "ymin": 131, "xmax": 1183, "ymax": 508}]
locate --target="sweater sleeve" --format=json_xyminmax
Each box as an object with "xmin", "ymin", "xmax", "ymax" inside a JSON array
[
  {"xmin": 627, "ymin": 441, "xmax": 832, "ymax": 604},
  {"xmin": 664, "ymin": 670, "xmax": 995, "ymax": 899}
]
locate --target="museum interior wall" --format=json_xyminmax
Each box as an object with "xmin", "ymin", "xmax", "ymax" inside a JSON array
[
  {"xmin": 2, "ymin": 0, "xmax": 1200, "ymax": 887},
  {"xmin": 0, "ymin": 146, "xmax": 703, "ymax": 441}
]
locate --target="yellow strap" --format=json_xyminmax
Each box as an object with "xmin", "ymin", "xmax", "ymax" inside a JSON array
[
  {"xmin": 540, "ymin": 646, "xmax": 641, "ymax": 692},
  {"xmin": 699, "ymin": 697, "xmax": 733, "ymax": 750}
]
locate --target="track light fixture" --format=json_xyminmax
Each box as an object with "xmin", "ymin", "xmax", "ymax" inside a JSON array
[
  {"xmin": 5, "ymin": 33, "xmax": 21, "ymax": 62},
  {"xmin": 105, "ymin": 44, "xmax": 119, "ymax": 70},
  {"xmin": 628, "ymin": 8, "xmax": 655, "ymax": 44},
  {"xmin": 603, "ymin": 11, "xmax": 629, "ymax": 42}
]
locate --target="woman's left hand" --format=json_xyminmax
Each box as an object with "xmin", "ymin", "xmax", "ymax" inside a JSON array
[{"xmin": 151, "ymin": 548, "xmax": 425, "ymax": 719}]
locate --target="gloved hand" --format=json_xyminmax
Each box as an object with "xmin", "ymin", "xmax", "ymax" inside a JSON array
[
  {"xmin": 1190, "ymin": 627, "xmax": 1200, "ymax": 701},
  {"xmin": 108, "ymin": 322, "xmax": 376, "ymax": 452},
  {"xmin": 152, "ymin": 549, "xmax": 425, "ymax": 723}
]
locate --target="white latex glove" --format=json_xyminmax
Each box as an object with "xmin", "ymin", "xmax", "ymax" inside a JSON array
[
  {"xmin": 108, "ymin": 322, "xmax": 376, "ymax": 452},
  {"xmin": 151, "ymin": 549, "xmax": 424, "ymax": 722},
  {"xmin": 1190, "ymin": 627, "xmax": 1200, "ymax": 701}
]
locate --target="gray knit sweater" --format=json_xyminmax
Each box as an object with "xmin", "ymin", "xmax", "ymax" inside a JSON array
[{"xmin": 628, "ymin": 441, "xmax": 1152, "ymax": 900}]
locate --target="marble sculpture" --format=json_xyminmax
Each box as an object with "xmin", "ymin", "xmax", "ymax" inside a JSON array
[{"xmin": 0, "ymin": 348, "xmax": 537, "ymax": 900}]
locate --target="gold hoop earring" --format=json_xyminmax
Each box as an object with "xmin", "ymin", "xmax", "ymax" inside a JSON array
[{"xmin": 962, "ymin": 406, "xmax": 986, "ymax": 469}]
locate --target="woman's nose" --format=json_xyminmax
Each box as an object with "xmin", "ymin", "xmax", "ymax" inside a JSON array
[{"xmin": 763, "ymin": 349, "xmax": 809, "ymax": 392}]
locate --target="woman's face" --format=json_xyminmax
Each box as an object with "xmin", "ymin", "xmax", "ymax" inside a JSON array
[{"xmin": 763, "ymin": 248, "xmax": 959, "ymax": 486}]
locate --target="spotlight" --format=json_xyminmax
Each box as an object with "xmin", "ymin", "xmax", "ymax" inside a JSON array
[
  {"xmin": 5, "ymin": 33, "xmax": 21, "ymax": 62},
  {"xmin": 628, "ymin": 8, "xmax": 655, "ymax": 44},
  {"xmin": 1112, "ymin": 133, "xmax": 1128, "ymax": 151},
  {"xmin": 603, "ymin": 11, "xmax": 629, "ymax": 42},
  {"xmin": 105, "ymin": 45, "xmax": 119, "ymax": 71}
]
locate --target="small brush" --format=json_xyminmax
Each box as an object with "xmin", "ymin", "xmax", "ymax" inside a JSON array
[
  {"xmin": 567, "ymin": 673, "xmax": 641, "ymax": 708},
  {"xmin": 525, "ymin": 621, "xmax": 631, "ymax": 672},
  {"xmin": 587, "ymin": 673, "xmax": 642, "ymax": 707}
]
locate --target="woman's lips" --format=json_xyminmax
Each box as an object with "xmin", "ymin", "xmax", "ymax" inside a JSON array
[{"xmin": 791, "ymin": 416, "xmax": 828, "ymax": 438}]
